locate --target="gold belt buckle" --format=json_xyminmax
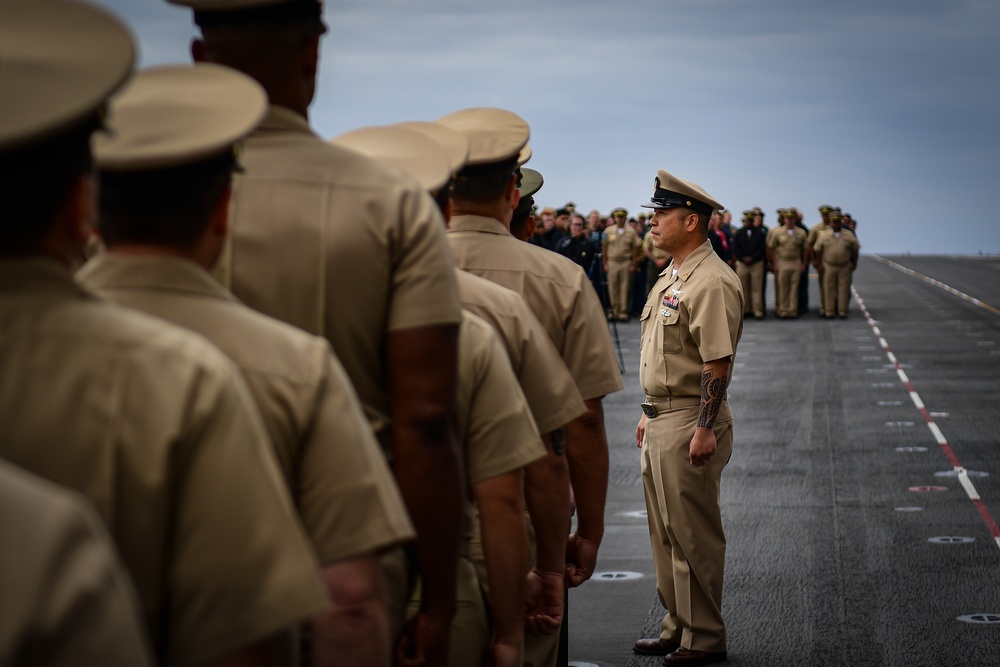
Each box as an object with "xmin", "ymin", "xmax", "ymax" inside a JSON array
[{"xmin": 640, "ymin": 402, "xmax": 657, "ymax": 418}]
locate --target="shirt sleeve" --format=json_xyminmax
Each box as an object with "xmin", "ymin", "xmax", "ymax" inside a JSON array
[
  {"xmin": 386, "ymin": 183, "xmax": 462, "ymax": 332},
  {"xmin": 561, "ymin": 270, "xmax": 625, "ymax": 400},
  {"xmin": 688, "ymin": 277, "xmax": 740, "ymax": 365},
  {"xmin": 169, "ymin": 367, "xmax": 326, "ymax": 667},
  {"xmin": 296, "ymin": 342, "xmax": 414, "ymax": 564}
]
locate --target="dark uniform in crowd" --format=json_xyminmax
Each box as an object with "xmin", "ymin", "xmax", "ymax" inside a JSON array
[
  {"xmin": 733, "ymin": 210, "xmax": 768, "ymax": 319},
  {"xmin": 633, "ymin": 169, "xmax": 743, "ymax": 667},
  {"xmin": 556, "ymin": 213, "xmax": 599, "ymax": 276}
]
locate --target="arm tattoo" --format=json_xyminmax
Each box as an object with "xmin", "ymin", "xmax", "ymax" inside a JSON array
[
  {"xmin": 548, "ymin": 428, "xmax": 566, "ymax": 457},
  {"xmin": 698, "ymin": 369, "xmax": 728, "ymax": 429}
]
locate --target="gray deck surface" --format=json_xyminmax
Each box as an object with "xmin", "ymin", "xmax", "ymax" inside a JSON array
[{"xmin": 565, "ymin": 255, "xmax": 1000, "ymax": 667}]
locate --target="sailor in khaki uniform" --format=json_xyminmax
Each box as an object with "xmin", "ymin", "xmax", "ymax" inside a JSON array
[
  {"xmin": 169, "ymin": 1, "xmax": 465, "ymax": 662},
  {"xmin": 77, "ymin": 64, "xmax": 416, "ymax": 666},
  {"xmin": 410, "ymin": 310, "xmax": 545, "ymax": 667},
  {"xmin": 0, "ymin": 5, "xmax": 326, "ymax": 666},
  {"xmin": 603, "ymin": 207, "xmax": 642, "ymax": 320},
  {"xmin": 374, "ymin": 127, "xmax": 587, "ymax": 622},
  {"xmin": 333, "ymin": 123, "xmax": 584, "ymax": 666},
  {"xmin": 439, "ymin": 107, "xmax": 623, "ymax": 667},
  {"xmin": 0, "ymin": 461, "xmax": 154, "ymax": 667},
  {"xmin": 332, "ymin": 124, "xmax": 549, "ymax": 666},
  {"xmin": 813, "ymin": 212, "xmax": 860, "ymax": 318},
  {"xmin": 807, "ymin": 205, "xmax": 834, "ymax": 316},
  {"xmin": 766, "ymin": 208, "xmax": 808, "ymax": 318},
  {"xmin": 633, "ymin": 169, "xmax": 743, "ymax": 667}
]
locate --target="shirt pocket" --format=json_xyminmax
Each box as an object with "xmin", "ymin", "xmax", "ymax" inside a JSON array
[{"xmin": 661, "ymin": 312, "xmax": 682, "ymax": 354}]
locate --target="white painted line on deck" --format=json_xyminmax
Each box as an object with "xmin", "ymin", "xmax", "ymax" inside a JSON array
[
  {"xmin": 852, "ymin": 285, "xmax": 1000, "ymax": 552},
  {"xmin": 871, "ymin": 256, "xmax": 1000, "ymax": 317}
]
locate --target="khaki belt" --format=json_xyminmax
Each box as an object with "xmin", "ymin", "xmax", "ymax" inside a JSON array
[{"xmin": 640, "ymin": 395, "xmax": 701, "ymax": 418}]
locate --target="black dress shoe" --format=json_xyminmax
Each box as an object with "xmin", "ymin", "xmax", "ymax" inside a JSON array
[
  {"xmin": 633, "ymin": 637, "xmax": 681, "ymax": 655},
  {"xmin": 662, "ymin": 647, "xmax": 728, "ymax": 665}
]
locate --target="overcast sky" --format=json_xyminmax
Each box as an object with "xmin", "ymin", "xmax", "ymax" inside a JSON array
[{"xmin": 96, "ymin": 0, "xmax": 1000, "ymax": 254}]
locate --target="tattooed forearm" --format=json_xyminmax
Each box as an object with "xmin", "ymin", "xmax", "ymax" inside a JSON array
[{"xmin": 697, "ymin": 368, "xmax": 728, "ymax": 428}]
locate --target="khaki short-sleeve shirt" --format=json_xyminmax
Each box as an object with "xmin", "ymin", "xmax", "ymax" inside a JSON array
[
  {"xmin": 457, "ymin": 312, "xmax": 545, "ymax": 535},
  {"xmin": 640, "ymin": 240, "xmax": 744, "ymax": 397},
  {"xmin": 603, "ymin": 225, "xmax": 641, "ymax": 261},
  {"xmin": 767, "ymin": 226, "xmax": 808, "ymax": 261},
  {"xmin": 78, "ymin": 255, "xmax": 415, "ymax": 564},
  {"xmin": 447, "ymin": 214, "xmax": 623, "ymax": 401},
  {"xmin": 813, "ymin": 229, "xmax": 860, "ymax": 266},
  {"xmin": 0, "ymin": 260, "xmax": 325, "ymax": 667},
  {"xmin": 455, "ymin": 270, "xmax": 585, "ymax": 433},
  {"xmin": 0, "ymin": 461, "xmax": 154, "ymax": 667},
  {"xmin": 806, "ymin": 221, "xmax": 829, "ymax": 249},
  {"xmin": 215, "ymin": 106, "xmax": 462, "ymax": 450}
]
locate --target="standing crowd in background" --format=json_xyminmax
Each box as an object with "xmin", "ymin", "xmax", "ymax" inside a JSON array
[{"xmin": 536, "ymin": 202, "xmax": 860, "ymax": 321}]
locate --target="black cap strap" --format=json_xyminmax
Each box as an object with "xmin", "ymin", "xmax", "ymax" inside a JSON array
[{"xmin": 647, "ymin": 187, "xmax": 714, "ymax": 216}]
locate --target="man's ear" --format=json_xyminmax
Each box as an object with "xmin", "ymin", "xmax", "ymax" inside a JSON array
[
  {"xmin": 66, "ymin": 173, "xmax": 95, "ymax": 246},
  {"xmin": 210, "ymin": 182, "xmax": 232, "ymax": 239},
  {"xmin": 191, "ymin": 38, "xmax": 207, "ymax": 63},
  {"xmin": 504, "ymin": 173, "xmax": 519, "ymax": 209},
  {"xmin": 685, "ymin": 212, "xmax": 701, "ymax": 232}
]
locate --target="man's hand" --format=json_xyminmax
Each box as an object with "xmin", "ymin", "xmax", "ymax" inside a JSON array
[
  {"xmin": 635, "ymin": 412, "xmax": 646, "ymax": 449},
  {"xmin": 688, "ymin": 427, "xmax": 717, "ymax": 466},
  {"xmin": 491, "ymin": 641, "xmax": 522, "ymax": 667},
  {"xmin": 394, "ymin": 610, "xmax": 452, "ymax": 667},
  {"xmin": 524, "ymin": 569, "xmax": 564, "ymax": 636},
  {"xmin": 565, "ymin": 532, "xmax": 599, "ymax": 587}
]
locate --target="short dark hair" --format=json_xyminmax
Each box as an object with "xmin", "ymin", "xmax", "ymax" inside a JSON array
[
  {"xmin": 451, "ymin": 158, "xmax": 517, "ymax": 204},
  {"xmin": 0, "ymin": 117, "xmax": 99, "ymax": 255},
  {"xmin": 98, "ymin": 151, "xmax": 236, "ymax": 249},
  {"xmin": 510, "ymin": 195, "xmax": 534, "ymax": 239},
  {"xmin": 675, "ymin": 206, "xmax": 709, "ymax": 234}
]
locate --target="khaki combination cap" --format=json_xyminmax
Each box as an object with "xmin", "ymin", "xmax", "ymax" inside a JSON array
[
  {"xmin": 394, "ymin": 121, "xmax": 469, "ymax": 176},
  {"xmin": 94, "ymin": 64, "xmax": 267, "ymax": 171},
  {"xmin": 332, "ymin": 125, "xmax": 453, "ymax": 193},
  {"xmin": 514, "ymin": 167, "xmax": 543, "ymax": 216},
  {"xmin": 0, "ymin": 0, "xmax": 135, "ymax": 152},
  {"xmin": 818, "ymin": 204, "xmax": 834, "ymax": 213},
  {"xmin": 518, "ymin": 168, "xmax": 544, "ymax": 200},
  {"xmin": 436, "ymin": 107, "xmax": 529, "ymax": 166},
  {"xmin": 640, "ymin": 168, "xmax": 723, "ymax": 216}
]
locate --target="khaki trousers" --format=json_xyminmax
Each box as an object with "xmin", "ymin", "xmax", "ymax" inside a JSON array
[
  {"xmin": 822, "ymin": 262, "xmax": 852, "ymax": 316},
  {"xmin": 775, "ymin": 258, "xmax": 801, "ymax": 317},
  {"xmin": 816, "ymin": 265, "xmax": 828, "ymax": 315},
  {"xmin": 608, "ymin": 259, "xmax": 632, "ymax": 319},
  {"xmin": 735, "ymin": 260, "xmax": 765, "ymax": 317},
  {"xmin": 641, "ymin": 402, "xmax": 733, "ymax": 653}
]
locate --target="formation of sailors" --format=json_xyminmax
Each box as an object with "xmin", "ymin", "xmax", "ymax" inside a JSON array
[
  {"xmin": 531, "ymin": 203, "xmax": 861, "ymax": 321},
  {"xmin": 0, "ymin": 2, "xmax": 626, "ymax": 667}
]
